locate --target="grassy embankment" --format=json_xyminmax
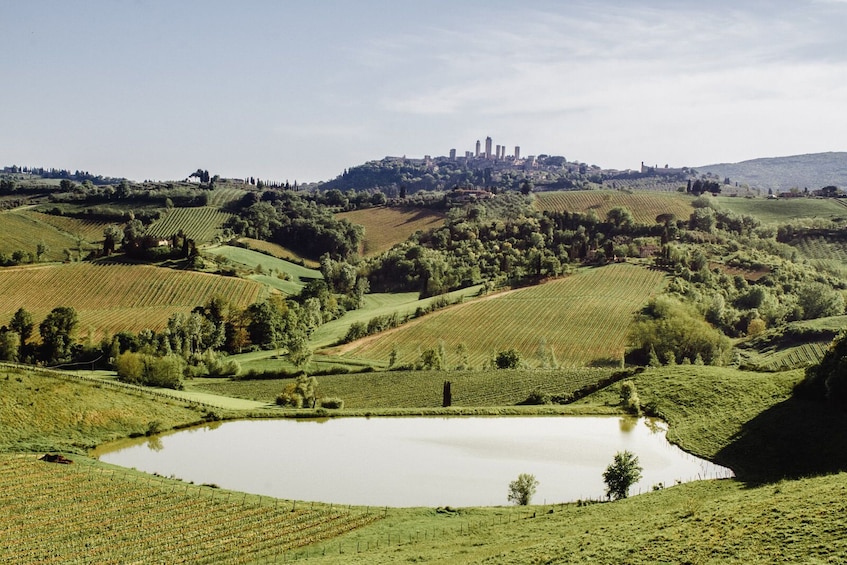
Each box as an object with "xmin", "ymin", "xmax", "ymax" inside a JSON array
[
  {"xmin": 204, "ymin": 244, "xmax": 323, "ymax": 295},
  {"xmin": 4, "ymin": 356, "xmax": 847, "ymax": 562}
]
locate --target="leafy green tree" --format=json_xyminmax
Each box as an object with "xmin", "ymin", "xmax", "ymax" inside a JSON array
[
  {"xmin": 603, "ymin": 450, "xmax": 643, "ymax": 500},
  {"xmin": 494, "ymin": 348, "xmax": 522, "ymax": 369},
  {"xmin": 10, "ymin": 307, "xmax": 33, "ymax": 359},
  {"xmin": 507, "ymin": 473, "xmax": 539, "ymax": 505},
  {"xmin": 0, "ymin": 329, "xmax": 20, "ymax": 361},
  {"xmin": 629, "ymin": 296, "xmax": 731, "ymax": 366},
  {"xmin": 39, "ymin": 306, "xmax": 78, "ymax": 364},
  {"xmin": 36, "ymin": 242, "xmax": 48, "ymax": 261},
  {"xmin": 606, "ymin": 207, "xmax": 633, "ymax": 229},
  {"xmin": 796, "ymin": 282, "xmax": 845, "ymax": 319}
]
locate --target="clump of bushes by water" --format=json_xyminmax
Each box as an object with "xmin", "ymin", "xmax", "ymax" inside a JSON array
[{"xmin": 318, "ymin": 397, "xmax": 344, "ymax": 409}]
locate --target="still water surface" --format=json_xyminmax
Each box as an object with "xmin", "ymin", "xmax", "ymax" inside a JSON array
[{"xmin": 94, "ymin": 417, "xmax": 733, "ymax": 507}]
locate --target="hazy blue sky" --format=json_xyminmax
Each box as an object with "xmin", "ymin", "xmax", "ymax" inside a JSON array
[{"xmin": 2, "ymin": 1, "xmax": 846, "ymax": 182}]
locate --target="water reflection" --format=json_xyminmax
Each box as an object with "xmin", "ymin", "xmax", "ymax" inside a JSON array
[{"xmin": 94, "ymin": 417, "xmax": 733, "ymax": 507}]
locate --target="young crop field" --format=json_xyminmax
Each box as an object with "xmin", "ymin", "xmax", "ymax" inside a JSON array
[
  {"xmin": 146, "ymin": 206, "xmax": 234, "ymax": 243},
  {"xmin": 196, "ymin": 367, "xmax": 616, "ymax": 408},
  {"xmin": 338, "ymin": 263, "xmax": 666, "ymax": 368},
  {"xmin": 0, "ymin": 454, "xmax": 380, "ymax": 564},
  {"xmin": 0, "ymin": 263, "xmax": 262, "ymax": 340},
  {"xmin": 23, "ymin": 211, "xmax": 110, "ymax": 243},
  {"xmin": 0, "ymin": 211, "xmax": 85, "ymax": 261},
  {"xmin": 714, "ymin": 196, "xmax": 847, "ymax": 224},
  {"xmin": 237, "ymin": 237, "xmax": 321, "ymax": 268},
  {"xmin": 337, "ymin": 207, "xmax": 446, "ymax": 256},
  {"xmin": 206, "ymin": 245, "xmax": 323, "ymax": 284},
  {"xmin": 533, "ymin": 190, "xmax": 694, "ymax": 224}
]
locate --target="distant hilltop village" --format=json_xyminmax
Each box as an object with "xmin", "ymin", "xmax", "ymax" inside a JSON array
[{"xmin": 384, "ymin": 136, "xmax": 546, "ymax": 172}]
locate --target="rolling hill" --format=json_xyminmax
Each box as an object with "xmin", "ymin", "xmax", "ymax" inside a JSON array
[
  {"xmin": 698, "ymin": 152, "xmax": 847, "ymax": 192},
  {"xmin": 333, "ymin": 263, "xmax": 666, "ymax": 368}
]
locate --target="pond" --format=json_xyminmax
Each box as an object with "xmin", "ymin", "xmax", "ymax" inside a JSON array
[{"xmin": 93, "ymin": 416, "xmax": 733, "ymax": 507}]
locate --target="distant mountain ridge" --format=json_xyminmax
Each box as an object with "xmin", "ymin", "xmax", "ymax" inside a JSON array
[{"xmin": 697, "ymin": 152, "xmax": 847, "ymax": 192}]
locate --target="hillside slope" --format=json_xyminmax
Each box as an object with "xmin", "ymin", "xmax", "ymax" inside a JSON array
[{"xmin": 698, "ymin": 152, "xmax": 847, "ymax": 192}]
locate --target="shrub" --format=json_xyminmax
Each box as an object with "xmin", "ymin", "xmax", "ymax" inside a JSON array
[
  {"xmin": 619, "ymin": 380, "xmax": 641, "ymax": 415},
  {"xmin": 522, "ymin": 389, "xmax": 552, "ymax": 405},
  {"xmin": 318, "ymin": 397, "xmax": 345, "ymax": 409}
]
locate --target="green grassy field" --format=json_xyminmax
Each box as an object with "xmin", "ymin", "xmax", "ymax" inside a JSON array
[
  {"xmin": 533, "ymin": 190, "xmax": 694, "ymax": 224},
  {"xmin": 714, "ymin": 195, "xmax": 847, "ymax": 223},
  {"xmin": 205, "ymin": 244, "xmax": 323, "ymax": 286},
  {"xmin": 0, "ymin": 366, "xmax": 207, "ymax": 453},
  {"xmin": 334, "ymin": 264, "xmax": 665, "ymax": 368},
  {"xmin": 194, "ymin": 367, "xmax": 617, "ymax": 409}
]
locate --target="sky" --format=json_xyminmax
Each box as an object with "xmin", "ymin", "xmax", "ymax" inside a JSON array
[{"xmin": 2, "ymin": 0, "xmax": 846, "ymax": 183}]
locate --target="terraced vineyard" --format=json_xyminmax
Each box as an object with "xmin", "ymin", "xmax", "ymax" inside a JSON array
[
  {"xmin": 146, "ymin": 207, "xmax": 234, "ymax": 243},
  {"xmin": 0, "ymin": 454, "xmax": 379, "ymax": 564},
  {"xmin": 197, "ymin": 367, "xmax": 616, "ymax": 408},
  {"xmin": 338, "ymin": 207, "xmax": 445, "ymax": 256},
  {"xmin": 339, "ymin": 263, "xmax": 666, "ymax": 368},
  {"xmin": 0, "ymin": 263, "xmax": 262, "ymax": 339},
  {"xmin": 533, "ymin": 190, "xmax": 693, "ymax": 224}
]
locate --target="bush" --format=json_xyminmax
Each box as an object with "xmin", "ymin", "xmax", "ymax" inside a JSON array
[
  {"xmin": 115, "ymin": 352, "xmax": 184, "ymax": 390},
  {"xmin": 619, "ymin": 380, "xmax": 641, "ymax": 415},
  {"xmin": 318, "ymin": 397, "xmax": 344, "ymax": 409},
  {"xmin": 521, "ymin": 388, "xmax": 552, "ymax": 405}
]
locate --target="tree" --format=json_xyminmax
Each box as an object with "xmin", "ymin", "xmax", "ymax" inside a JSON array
[
  {"xmin": 36, "ymin": 242, "xmax": 48, "ymax": 261},
  {"xmin": 10, "ymin": 307, "xmax": 33, "ymax": 358},
  {"xmin": 606, "ymin": 207, "xmax": 634, "ymax": 229},
  {"xmin": 507, "ymin": 473, "xmax": 539, "ymax": 505},
  {"xmin": 102, "ymin": 225, "xmax": 122, "ymax": 255},
  {"xmin": 494, "ymin": 348, "xmax": 522, "ymax": 369},
  {"xmin": 602, "ymin": 450, "xmax": 643, "ymax": 500},
  {"xmin": 39, "ymin": 306, "xmax": 78, "ymax": 364},
  {"xmin": 0, "ymin": 329, "xmax": 20, "ymax": 361}
]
